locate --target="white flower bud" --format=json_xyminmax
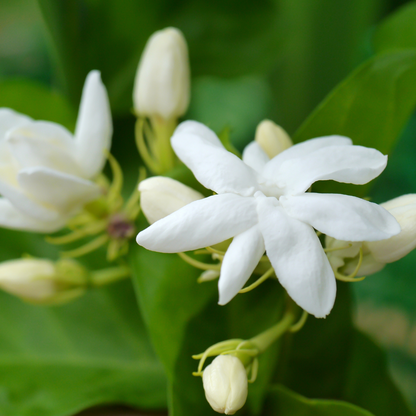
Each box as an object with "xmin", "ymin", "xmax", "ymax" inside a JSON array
[
  {"xmin": 0, "ymin": 258, "xmax": 87, "ymax": 303},
  {"xmin": 0, "ymin": 259, "xmax": 58, "ymax": 301},
  {"xmin": 139, "ymin": 177, "xmax": 203, "ymax": 224},
  {"xmin": 202, "ymin": 355, "xmax": 248, "ymax": 415},
  {"xmin": 198, "ymin": 269, "xmax": 220, "ymax": 283},
  {"xmin": 133, "ymin": 27, "xmax": 190, "ymax": 120},
  {"xmin": 366, "ymin": 194, "xmax": 416, "ymax": 263},
  {"xmin": 255, "ymin": 120, "xmax": 292, "ymax": 159}
]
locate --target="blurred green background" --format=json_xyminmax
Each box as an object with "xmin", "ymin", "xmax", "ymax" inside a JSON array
[{"xmin": 0, "ymin": 0, "xmax": 415, "ymax": 412}]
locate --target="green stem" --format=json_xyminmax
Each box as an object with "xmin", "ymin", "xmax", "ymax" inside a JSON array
[
  {"xmin": 250, "ymin": 311, "xmax": 295, "ymax": 354},
  {"xmin": 90, "ymin": 265, "xmax": 131, "ymax": 287},
  {"xmin": 151, "ymin": 115, "xmax": 177, "ymax": 173}
]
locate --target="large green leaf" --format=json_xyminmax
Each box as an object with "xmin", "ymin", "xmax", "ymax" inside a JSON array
[
  {"xmin": 0, "ymin": 78, "xmax": 76, "ymax": 130},
  {"xmin": 264, "ymin": 385, "xmax": 374, "ymax": 416},
  {"xmin": 281, "ymin": 284, "xmax": 412, "ymax": 416},
  {"xmin": 373, "ymin": 2, "xmax": 416, "ymax": 54},
  {"xmin": 294, "ymin": 50, "xmax": 416, "ymax": 197},
  {"xmin": 0, "ymin": 224, "xmax": 167, "ymax": 415},
  {"xmin": 344, "ymin": 330, "xmax": 413, "ymax": 416}
]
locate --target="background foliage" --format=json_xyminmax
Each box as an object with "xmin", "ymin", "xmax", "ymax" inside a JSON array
[{"xmin": 0, "ymin": 0, "xmax": 415, "ymax": 415}]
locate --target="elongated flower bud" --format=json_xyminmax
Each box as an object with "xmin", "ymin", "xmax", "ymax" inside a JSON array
[
  {"xmin": 366, "ymin": 194, "xmax": 416, "ymax": 263},
  {"xmin": 139, "ymin": 177, "xmax": 203, "ymax": 224},
  {"xmin": 255, "ymin": 120, "xmax": 292, "ymax": 159},
  {"xmin": 0, "ymin": 258, "xmax": 88, "ymax": 304},
  {"xmin": 203, "ymin": 355, "xmax": 248, "ymax": 415},
  {"xmin": 133, "ymin": 27, "xmax": 190, "ymax": 120}
]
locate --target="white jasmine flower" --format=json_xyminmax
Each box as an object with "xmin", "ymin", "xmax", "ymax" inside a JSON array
[
  {"xmin": 0, "ymin": 70, "xmax": 112, "ymax": 233},
  {"xmin": 255, "ymin": 120, "xmax": 292, "ymax": 158},
  {"xmin": 137, "ymin": 121, "xmax": 400, "ymax": 317},
  {"xmin": 139, "ymin": 176, "xmax": 203, "ymax": 224},
  {"xmin": 203, "ymin": 355, "xmax": 248, "ymax": 415},
  {"xmin": 133, "ymin": 27, "xmax": 190, "ymax": 121}
]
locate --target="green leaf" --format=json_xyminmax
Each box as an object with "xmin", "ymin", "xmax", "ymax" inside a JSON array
[
  {"xmin": 0, "ymin": 224, "xmax": 167, "ymax": 415},
  {"xmin": 264, "ymin": 385, "xmax": 374, "ymax": 416},
  {"xmin": 373, "ymin": 2, "xmax": 416, "ymax": 54},
  {"xmin": 0, "ymin": 281, "xmax": 167, "ymax": 416},
  {"xmin": 344, "ymin": 330, "xmax": 413, "ymax": 416},
  {"xmin": 0, "ymin": 78, "xmax": 76, "ymax": 130},
  {"xmin": 294, "ymin": 50, "xmax": 416, "ymax": 197},
  {"xmin": 281, "ymin": 284, "xmax": 412, "ymax": 416}
]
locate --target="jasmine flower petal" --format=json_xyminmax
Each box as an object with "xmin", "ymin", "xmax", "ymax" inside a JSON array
[
  {"xmin": 6, "ymin": 121, "xmax": 81, "ymax": 177},
  {"xmin": 74, "ymin": 70, "xmax": 112, "ymax": 178},
  {"xmin": 257, "ymin": 196, "xmax": 336, "ymax": 317},
  {"xmin": 281, "ymin": 193, "xmax": 401, "ymax": 241},
  {"xmin": 18, "ymin": 167, "xmax": 101, "ymax": 215},
  {"xmin": 137, "ymin": 194, "xmax": 258, "ymax": 253},
  {"xmin": 263, "ymin": 135, "xmax": 352, "ymax": 179},
  {"xmin": 0, "ymin": 198, "xmax": 65, "ymax": 232},
  {"xmin": 174, "ymin": 120, "xmax": 223, "ymax": 147},
  {"xmin": 0, "ymin": 178, "xmax": 59, "ymax": 222},
  {"xmin": 278, "ymin": 145, "xmax": 387, "ymax": 194},
  {"xmin": 171, "ymin": 133, "xmax": 259, "ymax": 196},
  {"xmin": 242, "ymin": 142, "xmax": 269, "ymax": 173},
  {"xmin": 218, "ymin": 225, "xmax": 265, "ymax": 305}
]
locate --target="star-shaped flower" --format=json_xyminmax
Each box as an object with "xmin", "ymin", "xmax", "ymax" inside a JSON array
[
  {"xmin": 0, "ymin": 71, "xmax": 112, "ymax": 233},
  {"xmin": 137, "ymin": 121, "xmax": 400, "ymax": 317}
]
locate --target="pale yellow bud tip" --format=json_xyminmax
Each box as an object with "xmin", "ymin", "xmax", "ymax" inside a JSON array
[
  {"xmin": 139, "ymin": 177, "xmax": 204, "ymax": 224},
  {"xmin": 202, "ymin": 355, "xmax": 248, "ymax": 414},
  {"xmin": 255, "ymin": 120, "xmax": 292, "ymax": 159}
]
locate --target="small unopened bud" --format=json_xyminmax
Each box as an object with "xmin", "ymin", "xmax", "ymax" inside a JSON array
[
  {"xmin": 0, "ymin": 258, "xmax": 88, "ymax": 304},
  {"xmin": 203, "ymin": 355, "xmax": 248, "ymax": 415},
  {"xmin": 255, "ymin": 120, "xmax": 292, "ymax": 159},
  {"xmin": 366, "ymin": 194, "xmax": 416, "ymax": 263},
  {"xmin": 198, "ymin": 269, "xmax": 220, "ymax": 283},
  {"xmin": 133, "ymin": 27, "xmax": 190, "ymax": 121},
  {"xmin": 139, "ymin": 177, "xmax": 203, "ymax": 224}
]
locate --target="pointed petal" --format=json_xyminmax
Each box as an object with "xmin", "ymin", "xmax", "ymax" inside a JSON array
[
  {"xmin": 174, "ymin": 120, "xmax": 223, "ymax": 147},
  {"xmin": 0, "ymin": 178, "xmax": 59, "ymax": 222},
  {"xmin": 257, "ymin": 196, "xmax": 336, "ymax": 317},
  {"xmin": 0, "ymin": 198, "xmax": 65, "ymax": 232},
  {"xmin": 18, "ymin": 167, "xmax": 101, "ymax": 215},
  {"xmin": 171, "ymin": 133, "xmax": 259, "ymax": 196},
  {"xmin": 263, "ymin": 135, "xmax": 352, "ymax": 179},
  {"xmin": 277, "ymin": 145, "xmax": 387, "ymax": 195},
  {"xmin": 6, "ymin": 121, "xmax": 82, "ymax": 176},
  {"xmin": 281, "ymin": 193, "xmax": 401, "ymax": 241},
  {"xmin": 137, "ymin": 194, "xmax": 257, "ymax": 253},
  {"xmin": 0, "ymin": 108, "xmax": 32, "ymax": 164},
  {"xmin": 218, "ymin": 225, "xmax": 265, "ymax": 305},
  {"xmin": 242, "ymin": 142, "xmax": 269, "ymax": 173},
  {"xmin": 74, "ymin": 71, "xmax": 112, "ymax": 178}
]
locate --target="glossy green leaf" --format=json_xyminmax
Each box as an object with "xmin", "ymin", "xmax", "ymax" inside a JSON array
[
  {"xmin": 344, "ymin": 330, "xmax": 413, "ymax": 416},
  {"xmin": 264, "ymin": 385, "xmax": 374, "ymax": 416},
  {"xmin": 373, "ymin": 2, "xmax": 416, "ymax": 54},
  {"xmin": 0, "ymin": 225, "xmax": 167, "ymax": 416},
  {"xmin": 294, "ymin": 50, "xmax": 416, "ymax": 197},
  {"xmin": 0, "ymin": 78, "xmax": 76, "ymax": 130},
  {"xmin": 0, "ymin": 283, "xmax": 167, "ymax": 416},
  {"xmin": 281, "ymin": 284, "xmax": 412, "ymax": 416}
]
